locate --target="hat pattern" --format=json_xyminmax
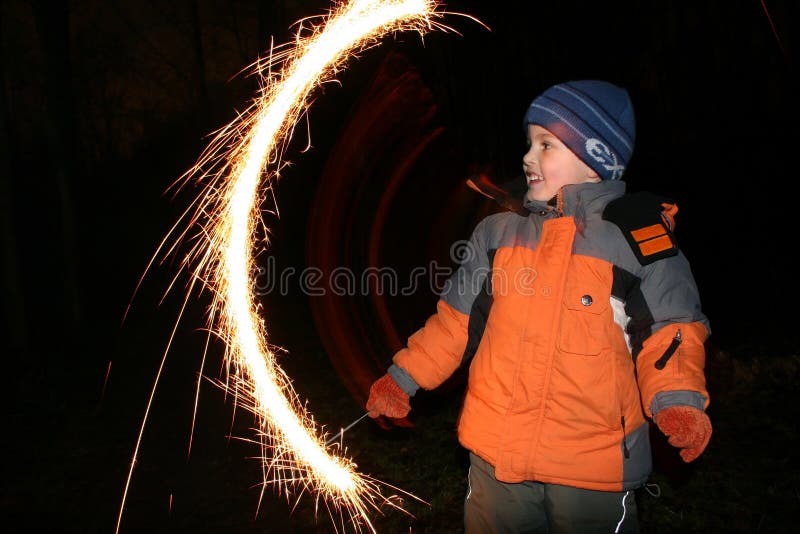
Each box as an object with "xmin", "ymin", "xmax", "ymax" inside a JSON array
[{"xmin": 586, "ymin": 138, "xmax": 625, "ymax": 181}]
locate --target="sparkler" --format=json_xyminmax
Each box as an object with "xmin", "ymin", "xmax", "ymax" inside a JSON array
[{"xmin": 117, "ymin": 1, "xmax": 472, "ymax": 532}]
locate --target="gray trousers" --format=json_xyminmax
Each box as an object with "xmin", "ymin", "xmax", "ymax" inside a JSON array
[{"xmin": 464, "ymin": 453, "xmax": 639, "ymax": 534}]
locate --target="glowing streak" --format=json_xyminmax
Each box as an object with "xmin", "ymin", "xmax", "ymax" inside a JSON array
[
  {"xmin": 118, "ymin": 1, "xmax": 460, "ymax": 532},
  {"xmin": 223, "ymin": 0, "xmax": 439, "ymax": 501}
]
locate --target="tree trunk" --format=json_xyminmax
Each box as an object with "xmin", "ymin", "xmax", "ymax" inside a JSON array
[
  {"xmin": 0, "ymin": 7, "xmax": 29, "ymax": 357},
  {"xmin": 31, "ymin": 0, "xmax": 82, "ymax": 356}
]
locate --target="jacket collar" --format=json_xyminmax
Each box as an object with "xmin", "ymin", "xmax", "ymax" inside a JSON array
[{"xmin": 523, "ymin": 180, "xmax": 626, "ymax": 217}]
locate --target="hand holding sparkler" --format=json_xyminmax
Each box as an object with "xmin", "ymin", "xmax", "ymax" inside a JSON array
[{"xmin": 366, "ymin": 374, "xmax": 414, "ymax": 429}]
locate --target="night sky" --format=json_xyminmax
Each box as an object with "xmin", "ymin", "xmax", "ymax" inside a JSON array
[{"xmin": 2, "ymin": 1, "xmax": 798, "ymax": 532}]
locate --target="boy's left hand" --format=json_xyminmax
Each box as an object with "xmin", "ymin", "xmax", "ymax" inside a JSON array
[{"xmin": 655, "ymin": 406, "xmax": 712, "ymax": 462}]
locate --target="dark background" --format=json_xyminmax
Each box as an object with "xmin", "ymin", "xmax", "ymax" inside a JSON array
[{"xmin": 1, "ymin": 1, "xmax": 798, "ymax": 532}]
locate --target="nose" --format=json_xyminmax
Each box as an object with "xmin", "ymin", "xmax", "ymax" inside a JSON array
[{"xmin": 523, "ymin": 145, "xmax": 537, "ymax": 167}]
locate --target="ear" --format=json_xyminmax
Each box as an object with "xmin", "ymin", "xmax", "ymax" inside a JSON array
[{"xmin": 585, "ymin": 166, "xmax": 601, "ymax": 182}]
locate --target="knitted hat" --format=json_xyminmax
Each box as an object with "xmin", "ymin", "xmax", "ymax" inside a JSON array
[{"xmin": 523, "ymin": 80, "xmax": 635, "ymax": 180}]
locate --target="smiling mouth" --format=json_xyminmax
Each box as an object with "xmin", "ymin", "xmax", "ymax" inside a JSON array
[{"xmin": 527, "ymin": 173, "xmax": 543, "ymax": 185}]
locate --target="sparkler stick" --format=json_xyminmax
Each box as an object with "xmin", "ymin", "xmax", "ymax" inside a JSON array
[
  {"xmin": 117, "ymin": 1, "xmax": 478, "ymax": 532},
  {"xmin": 325, "ymin": 412, "xmax": 372, "ymax": 446}
]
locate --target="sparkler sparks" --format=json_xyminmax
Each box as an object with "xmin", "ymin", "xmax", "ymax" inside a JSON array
[{"xmin": 117, "ymin": 1, "xmax": 467, "ymax": 532}]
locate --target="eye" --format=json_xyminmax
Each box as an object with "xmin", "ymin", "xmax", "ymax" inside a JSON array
[{"xmin": 541, "ymin": 141, "xmax": 552, "ymax": 150}]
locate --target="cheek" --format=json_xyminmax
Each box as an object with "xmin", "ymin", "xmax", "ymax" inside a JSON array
[{"xmin": 540, "ymin": 157, "xmax": 560, "ymax": 177}]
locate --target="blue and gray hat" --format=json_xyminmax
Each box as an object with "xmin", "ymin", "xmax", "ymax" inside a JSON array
[{"xmin": 523, "ymin": 80, "xmax": 635, "ymax": 180}]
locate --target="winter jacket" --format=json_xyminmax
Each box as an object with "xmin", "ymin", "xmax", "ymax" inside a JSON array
[{"xmin": 390, "ymin": 179, "xmax": 709, "ymax": 491}]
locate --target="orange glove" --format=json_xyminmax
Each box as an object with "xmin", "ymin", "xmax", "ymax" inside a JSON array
[
  {"xmin": 366, "ymin": 373, "xmax": 411, "ymax": 421},
  {"xmin": 655, "ymin": 406, "xmax": 712, "ymax": 462}
]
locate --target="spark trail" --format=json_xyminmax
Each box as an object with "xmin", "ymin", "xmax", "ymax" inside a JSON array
[{"xmin": 117, "ymin": 1, "xmax": 458, "ymax": 532}]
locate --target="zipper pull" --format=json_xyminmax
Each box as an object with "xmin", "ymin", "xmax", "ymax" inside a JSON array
[
  {"xmin": 654, "ymin": 329, "xmax": 682, "ymax": 370},
  {"xmin": 621, "ymin": 416, "xmax": 630, "ymax": 459}
]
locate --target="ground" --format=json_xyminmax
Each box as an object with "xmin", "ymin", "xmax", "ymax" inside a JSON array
[{"xmin": 5, "ymin": 289, "xmax": 798, "ymax": 533}]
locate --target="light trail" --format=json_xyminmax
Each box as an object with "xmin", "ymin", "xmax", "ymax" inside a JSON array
[
  {"xmin": 117, "ymin": 1, "xmax": 469, "ymax": 532},
  {"xmin": 216, "ymin": 1, "xmax": 441, "ymax": 520}
]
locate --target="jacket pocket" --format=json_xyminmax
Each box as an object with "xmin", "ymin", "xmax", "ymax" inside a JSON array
[{"xmin": 557, "ymin": 278, "xmax": 610, "ymax": 356}]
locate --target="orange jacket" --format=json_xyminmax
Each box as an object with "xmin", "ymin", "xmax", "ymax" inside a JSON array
[{"xmin": 393, "ymin": 180, "xmax": 709, "ymax": 491}]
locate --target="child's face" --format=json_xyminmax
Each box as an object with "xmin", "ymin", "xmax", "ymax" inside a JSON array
[{"xmin": 523, "ymin": 124, "xmax": 600, "ymax": 202}]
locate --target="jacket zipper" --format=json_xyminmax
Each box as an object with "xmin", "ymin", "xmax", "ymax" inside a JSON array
[
  {"xmin": 613, "ymin": 357, "xmax": 630, "ymax": 460},
  {"xmin": 621, "ymin": 416, "xmax": 630, "ymax": 459},
  {"xmin": 654, "ymin": 328, "xmax": 682, "ymax": 370}
]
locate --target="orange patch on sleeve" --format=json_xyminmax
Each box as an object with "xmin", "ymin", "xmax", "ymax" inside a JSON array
[
  {"xmin": 631, "ymin": 224, "xmax": 666, "ymax": 242},
  {"xmin": 639, "ymin": 235, "xmax": 674, "ymax": 256}
]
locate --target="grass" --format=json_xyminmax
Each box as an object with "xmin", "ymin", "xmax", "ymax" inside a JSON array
[
  {"xmin": 5, "ymin": 317, "xmax": 797, "ymax": 533},
  {"xmin": 270, "ymin": 336, "xmax": 800, "ymax": 533}
]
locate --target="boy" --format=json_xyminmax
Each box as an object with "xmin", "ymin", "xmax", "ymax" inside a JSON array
[{"xmin": 366, "ymin": 80, "xmax": 711, "ymax": 533}]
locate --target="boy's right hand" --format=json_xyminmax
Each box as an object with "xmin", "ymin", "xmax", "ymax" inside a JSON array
[{"xmin": 366, "ymin": 374, "xmax": 412, "ymax": 427}]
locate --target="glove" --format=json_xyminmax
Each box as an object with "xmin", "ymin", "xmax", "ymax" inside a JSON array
[
  {"xmin": 366, "ymin": 373, "xmax": 411, "ymax": 423},
  {"xmin": 655, "ymin": 405, "xmax": 712, "ymax": 462}
]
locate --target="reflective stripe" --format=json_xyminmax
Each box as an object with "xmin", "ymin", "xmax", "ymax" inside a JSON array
[{"xmin": 615, "ymin": 490, "xmax": 632, "ymax": 533}]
